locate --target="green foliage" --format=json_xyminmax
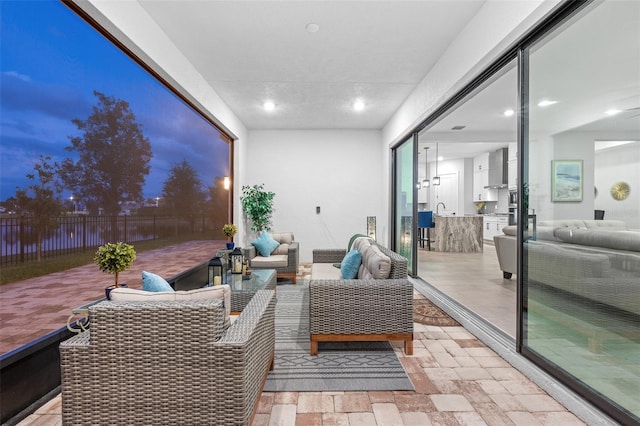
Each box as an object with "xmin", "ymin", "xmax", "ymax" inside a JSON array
[
  {"xmin": 14, "ymin": 155, "xmax": 66, "ymax": 261},
  {"xmin": 240, "ymin": 184, "xmax": 275, "ymax": 232},
  {"xmin": 93, "ymin": 242, "xmax": 136, "ymax": 287},
  {"xmin": 222, "ymin": 223, "xmax": 237, "ymax": 238},
  {"xmin": 59, "ymin": 91, "xmax": 152, "ymax": 215}
]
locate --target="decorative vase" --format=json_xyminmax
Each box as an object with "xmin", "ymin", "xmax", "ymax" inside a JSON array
[
  {"xmin": 226, "ymin": 242, "xmax": 235, "ymax": 250},
  {"xmin": 105, "ymin": 283, "xmax": 128, "ymax": 300}
]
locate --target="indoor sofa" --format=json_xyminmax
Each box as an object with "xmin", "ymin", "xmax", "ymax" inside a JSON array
[
  {"xmin": 309, "ymin": 236, "xmax": 414, "ymax": 356},
  {"xmin": 60, "ymin": 290, "xmax": 276, "ymax": 426},
  {"xmin": 244, "ymin": 231, "xmax": 299, "ymax": 283},
  {"xmin": 494, "ymin": 220, "xmax": 640, "ymax": 316}
]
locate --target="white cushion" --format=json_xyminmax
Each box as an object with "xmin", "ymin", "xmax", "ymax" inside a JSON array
[
  {"xmin": 110, "ymin": 285, "xmax": 231, "ymax": 317},
  {"xmin": 361, "ymin": 244, "xmax": 392, "ymax": 279},
  {"xmin": 311, "ymin": 263, "xmax": 341, "ymax": 280},
  {"xmin": 273, "ymin": 243, "xmax": 290, "ymax": 255},
  {"xmin": 175, "ymin": 285, "xmax": 231, "ymax": 317},
  {"xmin": 270, "ymin": 232, "xmax": 294, "ymax": 244},
  {"xmin": 109, "ymin": 288, "xmax": 175, "ymax": 302},
  {"xmin": 251, "ymin": 254, "xmax": 288, "ymax": 268}
]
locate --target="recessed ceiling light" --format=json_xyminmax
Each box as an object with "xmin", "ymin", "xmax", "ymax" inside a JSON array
[
  {"xmin": 605, "ymin": 109, "xmax": 622, "ymax": 116},
  {"xmin": 305, "ymin": 23, "xmax": 320, "ymax": 33},
  {"xmin": 263, "ymin": 101, "xmax": 275, "ymax": 111},
  {"xmin": 538, "ymin": 100, "xmax": 558, "ymax": 107},
  {"xmin": 353, "ymin": 100, "xmax": 365, "ymax": 111},
  {"xmin": 503, "ymin": 109, "xmax": 515, "ymax": 117},
  {"xmin": 438, "ymin": 156, "xmax": 443, "ymax": 161}
]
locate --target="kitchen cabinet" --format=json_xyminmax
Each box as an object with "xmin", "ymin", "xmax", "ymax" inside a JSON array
[
  {"xmin": 483, "ymin": 216, "xmax": 509, "ymax": 241},
  {"xmin": 473, "ymin": 153, "xmax": 497, "ymax": 202}
]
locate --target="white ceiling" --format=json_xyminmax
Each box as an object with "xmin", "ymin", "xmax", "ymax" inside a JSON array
[{"xmin": 137, "ymin": 0, "xmax": 485, "ymax": 130}]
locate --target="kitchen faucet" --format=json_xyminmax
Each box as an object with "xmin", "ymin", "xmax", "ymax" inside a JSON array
[{"xmin": 436, "ymin": 202, "xmax": 446, "ymax": 215}]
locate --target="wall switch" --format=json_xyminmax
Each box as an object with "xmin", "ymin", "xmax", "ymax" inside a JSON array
[{"xmin": 316, "ymin": 206, "xmax": 320, "ymax": 214}]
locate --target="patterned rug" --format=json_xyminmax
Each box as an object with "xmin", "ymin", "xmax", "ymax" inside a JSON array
[
  {"xmin": 413, "ymin": 298, "xmax": 460, "ymax": 327},
  {"xmin": 263, "ymin": 280, "xmax": 414, "ymax": 392}
]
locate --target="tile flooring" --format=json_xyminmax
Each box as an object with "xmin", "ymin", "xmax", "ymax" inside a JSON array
[{"xmin": 9, "ymin": 241, "xmax": 588, "ymax": 425}]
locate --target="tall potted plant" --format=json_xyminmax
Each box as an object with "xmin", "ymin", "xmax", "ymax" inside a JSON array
[
  {"xmin": 94, "ymin": 242, "xmax": 137, "ymax": 299},
  {"xmin": 222, "ymin": 223, "xmax": 238, "ymax": 249},
  {"xmin": 241, "ymin": 184, "xmax": 275, "ymax": 233}
]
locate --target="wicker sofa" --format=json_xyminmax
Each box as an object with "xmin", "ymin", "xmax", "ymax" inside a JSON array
[
  {"xmin": 244, "ymin": 231, "xmax": 299, "ymax": 283},
  {"xmin": 60, "ymin": 289, "xmax": 276, "ymax": 426},
  {"xmin": 309, "ymin": 236, "xmax": 414, "ymax": 356}
]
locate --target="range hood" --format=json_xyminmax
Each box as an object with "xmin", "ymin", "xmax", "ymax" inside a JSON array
[{"xmin": 484, "ymin": 148, "xmax": 508, "ymax": 189}]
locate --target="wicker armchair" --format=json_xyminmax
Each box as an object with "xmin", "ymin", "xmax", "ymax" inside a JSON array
[
  {"xmin": 60, "ymin": 290, "xmax": 276, "ymax": 426},
  {"xmin": 309, "ymin": 241, "xmax": 413, "ymax": 355},
  {"xmin": 244, "ymin": 232, "xmax": 299, "ymax": 283}
]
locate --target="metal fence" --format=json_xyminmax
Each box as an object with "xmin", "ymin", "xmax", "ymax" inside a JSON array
[{"xmin": 0, "ymin": 214, "xmax": 215, "ymax": 266}]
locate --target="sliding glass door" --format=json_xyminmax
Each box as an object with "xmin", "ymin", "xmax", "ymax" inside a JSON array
[
  {"xmin": 393, "ymin": 136, "xmax": 416, "ymax": 272},
  {"xmin": 523, "ymin": 1, "xmax": 640, "ymax": 422}
]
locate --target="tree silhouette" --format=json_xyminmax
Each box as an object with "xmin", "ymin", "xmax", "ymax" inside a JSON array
[
  {"xmin": 207, "ymin": 176, "xmax": 230, "ymax": 238},
  {"xmin": 162, "ymin": 160, "xmax": 205, "ymax": 231},
  {"xmin": 15, "ymin": 155, "xmax": 66, "ymax": 261},
  {"xmin": 59, "ymin": 91, "xmax": 152, "ymax": 215}
]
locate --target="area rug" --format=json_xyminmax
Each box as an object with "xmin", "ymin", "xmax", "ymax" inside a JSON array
[
  {"xmin": 413, "ymin": 298, "xmax": 460, "ymax": 327},
  {"xmin": 263, "ymin": 281, "xmax": 414, "ymax": 392}
]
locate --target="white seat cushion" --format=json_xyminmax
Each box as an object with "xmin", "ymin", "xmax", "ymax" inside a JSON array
[
  {"xmin": 311, "ymin": 263, "xmax": 341, "ymax": 280},
  {"xmin": 251, "ymin": 254, "xmax": 288, "ymax": 268}
]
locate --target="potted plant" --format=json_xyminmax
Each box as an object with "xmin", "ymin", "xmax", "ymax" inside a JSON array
[
  {"xmin": 94, "ymin": 242, "xmax": 137, "ymax": 299},
  {"xmin": 240, "ymin": 184, "xmax": 275, "ymax": 233},
  {"xmin": 222, "ymin": 223, "xmax": 238, "ymax": 249}
]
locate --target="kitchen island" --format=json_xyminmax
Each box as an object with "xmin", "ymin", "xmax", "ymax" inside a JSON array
[{"xmin": 433, "ymin": 215, "xmax": 483, "ymax": 252}]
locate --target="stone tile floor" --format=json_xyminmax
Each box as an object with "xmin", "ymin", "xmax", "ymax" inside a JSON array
[
  {"xmin": 8, "ymin": 242, "xmax": 586, "ymax": 425},
  {"xmin": 19, "ymin": 321, "xmax": 586, "ymax": 425}
]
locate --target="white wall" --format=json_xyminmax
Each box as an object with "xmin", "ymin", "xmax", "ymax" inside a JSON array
[
  {"xmin": 242, "ymin": 130, "xmax": 385, "ymax": 262},
  {"xmin": 595, "ymin": 142, "xmax": 640, "ymax": 229}
]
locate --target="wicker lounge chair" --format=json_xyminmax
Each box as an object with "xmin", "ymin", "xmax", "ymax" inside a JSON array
[{"xmin": 60, "ymin": 289, "xmax": 276, "ymax": 426}]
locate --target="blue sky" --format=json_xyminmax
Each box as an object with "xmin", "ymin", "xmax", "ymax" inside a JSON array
[{"xmin": 0, "ymin": 0, "xmax": 229, "ymax": 202}]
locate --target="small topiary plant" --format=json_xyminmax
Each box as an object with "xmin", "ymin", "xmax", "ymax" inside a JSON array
[
  {"xmin": 94, "ymin": 242, "xmax": 136, "ymax": 288},
  {"xmin": 222, "ymin": 223, "xmax": 238, "ymax": 241}
]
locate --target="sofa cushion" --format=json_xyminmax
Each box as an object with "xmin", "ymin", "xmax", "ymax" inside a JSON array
[
  {"xmin": 352, "ymin": 236, "xmax": 373, "ymax": 253},
  {"xmin": 360, "ymin": 244, "xmax": 392, "ymax": 279},
  {"xmin": 502, "ymin": 225, "xmax": 517, "ymax": 236},
  {"xmin": 142, "ymin": 271, "xmax": 174, "ymax": 292},
  {"xmin": 174, "ymin": 285, "xmax": 231, "ymax": 317},
  {"xmin": 582, "ymin": 220, "xmax": 627, "ymax": 230},
  {"xmin": 109, "ymin": 285, "xmax": 231, "ymax": 329},
  {"xmin": 273, "ymin": 243, "xmax": 290, "ymax": 255},
  {"xmin": 311, "ymin": 263, "xmax": 341, "ymax": 280},
  {"xmin": 252, "ymin": 231, "xmax": 280, "ymax": 257},
  {"xmin": 340, "ymin": 249, "xmax": 362, "ymax": 279},
  {"xmin": 251, "ymin": 254, "xmax": 288, "ymax": 268},
  {"xmin": 270, "ymin": 232, "xmax": 294, "ymax": 244},
  {"xmin": 554, "ymin": 228, "xmax": 640, "ymax": 252},
  {"xmin": 109, "ymin": 288, "xmax": 176, "ymax": 302}
]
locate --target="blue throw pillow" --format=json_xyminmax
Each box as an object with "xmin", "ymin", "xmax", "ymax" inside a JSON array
[
  {"xmin": 340, "ymin": 249, "xmax": 362, "ymax": 279},
  {"xmin": 142, "ymin": 271, "xmax": 174, "ymax": 292},
  {"xmin": 252, "ymin": 231, "xmax": 280, "ymax": 257}
]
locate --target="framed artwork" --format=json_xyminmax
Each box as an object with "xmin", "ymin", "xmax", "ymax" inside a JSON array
[{"xmin": 551, "ymin": 160, "xmax": 583, "ymax": 202}]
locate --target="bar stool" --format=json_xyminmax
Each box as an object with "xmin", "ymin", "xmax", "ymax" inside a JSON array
[{"xmin": 418, "ymin": 211, "xmax": 435, "ymax": 251}]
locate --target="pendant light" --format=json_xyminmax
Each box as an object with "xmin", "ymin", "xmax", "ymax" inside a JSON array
[
  {"xmin": 422, "ymin": 147, "xmax": 430, "ymax": 188},
  {"xmin": 433, "ymin": 143, "xmax": 441, "ymax": 186}
]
